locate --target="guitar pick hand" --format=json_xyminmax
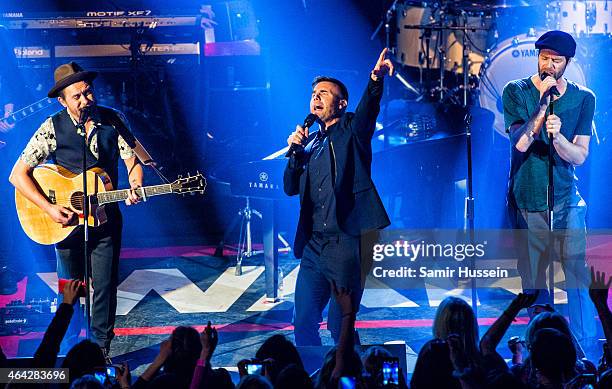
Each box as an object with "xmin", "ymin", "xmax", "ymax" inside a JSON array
[{"xmin": 46, "ymin": 204, "xmax": 76, "ymax": 226}]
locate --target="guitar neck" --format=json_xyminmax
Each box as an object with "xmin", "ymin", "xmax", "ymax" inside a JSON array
[
  {"xmin": 96, "ymin": 184, "xmax": 173, "ymax": 204},
  {"xmin": 1, "ymin": 98, "xmax": 55, "ymax": 125}
]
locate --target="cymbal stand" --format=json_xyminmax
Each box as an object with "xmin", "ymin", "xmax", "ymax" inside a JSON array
[
  {"xmin": 462, "ymin": 12, "xmax": 470, "ymax": 107},
  {"xmin": 421, "ymin": 27, "xmax": 433, "ymax": 90},
  {"xmin": 438, "ymin": 6, "xmax": 447, "ymax": 102},
  {"xmin": 438, "ymin": 45, "xmax": 446, "ymax": 101}
]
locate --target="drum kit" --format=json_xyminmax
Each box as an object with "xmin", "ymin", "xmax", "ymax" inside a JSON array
[{"xmin": 385, "ymin": 0, "xmax": 611, "ymax": 138}]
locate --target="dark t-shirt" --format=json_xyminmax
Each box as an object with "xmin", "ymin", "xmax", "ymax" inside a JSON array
[{"xmin": 503, "ymin": 77, "xmax": 595, "ymax": 211}]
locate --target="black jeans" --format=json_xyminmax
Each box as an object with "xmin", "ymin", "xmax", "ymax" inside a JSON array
[{"xmin": 55, "ymin": 213, "xmax": 122, "ymax": 351}]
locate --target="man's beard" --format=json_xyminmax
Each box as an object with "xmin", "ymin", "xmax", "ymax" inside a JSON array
[{"xmin": 539, "ymin": 63, "xmax": 567, "ymax": 80}]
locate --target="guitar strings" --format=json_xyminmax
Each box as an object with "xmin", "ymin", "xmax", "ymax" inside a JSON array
[
  {"xmin": 50, "ymin": 187, "xmax": 172, "ymax": 203},
  {"xmin": 49, "ymin": 184, "xmax": 180, "ymax": 205}
]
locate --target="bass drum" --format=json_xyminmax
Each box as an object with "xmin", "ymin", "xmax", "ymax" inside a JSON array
[
  {"xmin": 547, "ymin": 0, "xmax": 612, "ymax": 36},
  {"xmin": 395, "ymin": 3, "xmax": 492, "ymax": 75},
  {"xmin": 395, "ymin": 3, "xmax": 441, "ymax": 68},
  {"xmin": 479, "ymin": 33, "xmax": 586, "ymax": 139}
]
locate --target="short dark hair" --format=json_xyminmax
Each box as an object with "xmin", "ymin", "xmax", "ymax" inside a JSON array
[{"xmin": 312, "ymin": 76, "xmax": 348, "ymax": 102}]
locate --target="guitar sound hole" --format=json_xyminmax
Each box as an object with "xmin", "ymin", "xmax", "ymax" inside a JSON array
[{"xmin": 70, "ymin": 192, "xmax": 85, "ymax": 212}]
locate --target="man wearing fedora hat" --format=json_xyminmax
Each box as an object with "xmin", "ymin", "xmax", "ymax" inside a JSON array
[
  {"xmin": 9, "ymin": 62, "xmax": 143, "ymax": 354},
  {"xmin": 502, "ymin": 30, "xmax": 597, "ymax": 356}
]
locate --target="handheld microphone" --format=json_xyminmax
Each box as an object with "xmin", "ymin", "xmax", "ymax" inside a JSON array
[
  {"xmin": 540, "ymin": 72, "xmax": 560, "ymax": 97},
  {"xmin": 285, "ymin": 113, "xmax": 319, "ymax": 157}
]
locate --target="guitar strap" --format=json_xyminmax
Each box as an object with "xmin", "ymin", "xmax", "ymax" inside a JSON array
[{"xmin": 104, "ymin": 110, "xmax": 157, "ymax": 167}]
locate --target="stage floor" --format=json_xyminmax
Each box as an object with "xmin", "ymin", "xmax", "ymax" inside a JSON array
[{"xmin": 1, "ymin": 242, "xmax": 609, "ymax": 376}]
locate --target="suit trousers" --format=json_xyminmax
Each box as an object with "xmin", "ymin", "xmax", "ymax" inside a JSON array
[{"xmin": 293, "ymin": 231, "xmax": 363, "ymax": 346}]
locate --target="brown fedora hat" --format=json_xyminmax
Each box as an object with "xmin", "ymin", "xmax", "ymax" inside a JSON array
[{"xmin": 47, "ymin": 62, "xmax": 97, "ymax": 98}]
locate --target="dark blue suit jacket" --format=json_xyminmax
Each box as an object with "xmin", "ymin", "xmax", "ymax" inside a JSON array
[{"xmin": 283, "ymin": 77, "xmax": 390, "ymax": 259}]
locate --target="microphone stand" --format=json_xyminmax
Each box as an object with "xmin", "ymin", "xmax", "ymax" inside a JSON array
[
  {"xmin": 465, "ymin": 111, "xmax": 478, "ymax": 318},
  {"xmin": 460, "ymin": 15, "xmax": 478, "ymax": 317},
  {"xmin": 547, "ymin": 99, "xmax": 555, "ymax": 309},
  {"xmin": 76, "ymin": 111, "xmax": 92, "ymax": 341}
]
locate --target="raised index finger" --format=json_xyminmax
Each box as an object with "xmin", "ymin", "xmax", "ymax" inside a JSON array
[{"xmin": 378, "ymin": 47, "xmax": 388, "ymax": 63}]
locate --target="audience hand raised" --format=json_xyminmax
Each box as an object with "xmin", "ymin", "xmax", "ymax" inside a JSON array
[
  {"xmin": 63, "ymin": 279, "xmax": 84, "ymax": 306},
  {"xmin": 116, "ymin": 362, "xmax": 131, "ymax": 389},
  {"xmin": 159, "ymin": 338, "xmax": 172, "ymax": 361},
  {"xmin": 507, "ymin": 290, "xmax": 539, "ymax": 316},
  {"xmin": 331, "ymin": 280, "xmax": 353, "ymax": 317},
  {"xmin": 589, "ymin": 266, "xmax": 612, "ymax": 308},
  {"xmin": 200, "ymin": 321, "xmax": 218, "ymax": 362},
  {"xmin": 447, "ymin": 333, "xmax": 469, "ymax": 372}
]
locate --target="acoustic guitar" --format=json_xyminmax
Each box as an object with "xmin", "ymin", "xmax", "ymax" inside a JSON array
[{"xmin": 15, "ymin": 164, "xmax": 206, "ymax": 245}]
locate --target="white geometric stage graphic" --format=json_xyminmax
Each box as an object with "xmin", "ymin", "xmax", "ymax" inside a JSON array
[
  {"xmin": 424, "ymin": 284, "xmax": 482, "ymax": 307},
  {"xmin": 115, "ymin": 267, "xmax": 264, "ymax": 314},
  {"xmin": 247, "ymin": 265, "xmax": 300, "ymax": 312},
  {"xmin": 37, "ymin": 264, "xmax": 568, "ymax": 314},
  {"xmin": 37, "ymin": 266, "xmax": 265, "ymax": 314},
  {"xmin": 246, "ymin": 265, "xmax": 421, "ymax": 311},
  {"xmin": 361, "ymin": 277, "xmax": 419, "ymax": 308}
]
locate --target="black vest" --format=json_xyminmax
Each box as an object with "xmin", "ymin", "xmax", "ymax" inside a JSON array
[{"xmin": 51, "ymin": 106, "xmax": 124, "ymax": 188}]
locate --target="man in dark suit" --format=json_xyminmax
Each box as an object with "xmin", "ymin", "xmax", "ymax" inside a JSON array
[{"xmin": 284, "ymin": 48, "xmax": 393, "ymax": 346}]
